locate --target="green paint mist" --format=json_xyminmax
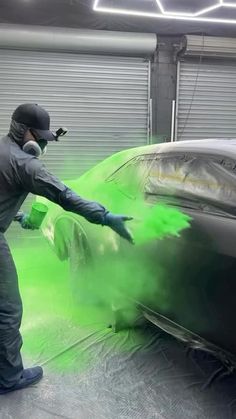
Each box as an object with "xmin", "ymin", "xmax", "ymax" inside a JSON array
[
  {"xmin": 12, "ymin": 159, "xmax": 191, "ymax": 374},
  {"xmin": 67, "ymin": 196, "xmax": 191, "ymax": 332}
]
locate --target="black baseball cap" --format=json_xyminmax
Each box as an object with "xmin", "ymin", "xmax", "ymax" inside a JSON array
[{"xmin": 12, "ymin": 103, "xmax": 56, "ymax": 142}]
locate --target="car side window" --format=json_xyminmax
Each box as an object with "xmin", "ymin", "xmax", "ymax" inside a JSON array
[{"xmin": 144, "ymin": 153, "xmax": 236, "ymax": 215}]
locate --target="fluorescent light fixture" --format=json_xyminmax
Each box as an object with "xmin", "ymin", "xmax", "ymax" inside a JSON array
[
  {"xmin": 195, "ymin": 4, "xmax": 222, "ymax": 16},
  {"xmin": 155, "ymin": 0, "xmax": 164, "ymax": 14},
  {"xmin": 223, "ymin": 2, "xmax": 236, "ymax": 7},
  {"xmin": 93, "ymin": 0, "xmax": 236, "ymax": 25},
  {"xmin": 156, "ymin": 1, "xmax": 221, "ymax": 17}
]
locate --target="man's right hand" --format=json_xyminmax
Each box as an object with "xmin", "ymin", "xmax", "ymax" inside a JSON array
[
  {"xmin": 14, "ymin": 212, "xmax": 37, "ymax": 230},
  {"xmin": 20, "ymin": 214, "xmax": 36, "ymax": 230}
]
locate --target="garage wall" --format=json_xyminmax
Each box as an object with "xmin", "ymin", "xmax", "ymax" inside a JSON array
[
  {"xmin": 175, "ymin": 36, "xmax": 236, "ymax": 141},
  {"xmin": 176, "ymin": 59, "xmax": 236, "ymax": 141},
  {"xmin": 151, "ymin": 37, "xmax": 179, "ymax": 143},
  {"xmin": 0, "ymin": 49, "xmax": 151, "ymax": 180}
]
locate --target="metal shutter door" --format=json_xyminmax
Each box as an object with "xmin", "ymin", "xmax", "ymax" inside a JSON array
[
  {"xmin": 0, "ymin": 49, "xmax": 150, "ymax": 179},
  {"xmin": 176, "ymin": 60, "xmax": 236, "ymax": 141}
]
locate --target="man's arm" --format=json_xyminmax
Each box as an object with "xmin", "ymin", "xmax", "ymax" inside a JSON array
[
  {"xmin": 15, "ymin": 157, "xmax": 133, "ymax": 242},
  {"xmin": 57, "ymin": 188, "xmax": 108, "ymax": 225},
  {"xmin": 16, "ymin": 157, "xmax": 107, "ymax": 223}
]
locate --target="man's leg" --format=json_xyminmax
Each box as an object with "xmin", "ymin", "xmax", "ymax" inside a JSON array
[{"xmin": 0, "ymin": 233, "xmax": 24, "ymax": 388}]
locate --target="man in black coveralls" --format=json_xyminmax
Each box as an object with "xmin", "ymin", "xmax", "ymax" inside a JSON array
[{"xmin": 0, "ymin": 103, "xmax": 133, "ymax": 394}]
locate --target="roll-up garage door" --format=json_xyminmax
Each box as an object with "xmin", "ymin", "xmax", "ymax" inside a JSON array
[
  {"xmin": 0, "ymin": 49, "xmax": 150, "ymax": 179},
  {"xmin": 176, "ymin": 60, "xmax": 236, "ymax": 141}
]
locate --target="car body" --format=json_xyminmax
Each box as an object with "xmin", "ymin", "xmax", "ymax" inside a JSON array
[{"xmin": 38, "ymin": 139, "xmax": 236, "ymax": 368}]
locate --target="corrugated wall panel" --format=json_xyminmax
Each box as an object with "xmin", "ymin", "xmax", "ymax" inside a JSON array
[
  {"xmin": 176, "ymin": 60, "xmax": 236, "ymax": 141},
  {"xmin": 0, "ymin": 49, "xmax": 150, "ymax": 179}
]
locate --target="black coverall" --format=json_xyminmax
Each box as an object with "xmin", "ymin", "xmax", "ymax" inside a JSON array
[{"xmin": 0, "ymin": 134, "xmax": 107, "ymax": 388}]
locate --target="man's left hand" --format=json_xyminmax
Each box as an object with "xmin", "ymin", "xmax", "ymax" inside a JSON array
[{"xmin": 103, "ymin": 212, "xmax": 134, "ymax": 244}]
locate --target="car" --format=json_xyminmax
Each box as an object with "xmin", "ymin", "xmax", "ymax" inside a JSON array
[{"xmin": 38, "ymin": 139, "xmax": 236, "ymax": 370}]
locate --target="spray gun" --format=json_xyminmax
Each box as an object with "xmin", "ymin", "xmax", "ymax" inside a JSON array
[{"xmin": 14, "ymin": 202, "xmax": 48, "ymax": 230}]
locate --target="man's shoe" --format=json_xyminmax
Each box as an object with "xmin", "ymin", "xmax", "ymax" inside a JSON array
[{"xmin": 0, "ymin": 366, "xmax": 43, "ymax": 395}]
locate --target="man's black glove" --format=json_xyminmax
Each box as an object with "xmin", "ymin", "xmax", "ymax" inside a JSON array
[{"xmin": 103, "ymin": 213, "xmax": 134, "ymax": 244}]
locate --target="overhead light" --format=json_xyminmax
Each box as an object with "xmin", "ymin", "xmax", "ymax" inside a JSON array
[
  {"xmin": 155, "ymin": 0, "xmax": 164, "ymax": 14},
  {"xmin": 223, "ymin": 2, "xmax": 236, "ymax": 7},
  {"xmin": 93, "ymin": 0, "xmax": 236, "ymax": 25},
  {"xmin": 156, "ymin": 0, "xmax": 221, "ymax": 17},
  {"xmin": 195, "ymin": 4, "xmax": 222, "ymax": 16}
]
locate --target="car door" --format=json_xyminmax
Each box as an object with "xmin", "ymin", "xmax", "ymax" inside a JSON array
[
  {"xmin": 144, "ymin": 152, "xmax": 236, "ymax": 257},
  {"xmin": 142, "ymin": 151, "xmax": 236, "ymax": 357}
]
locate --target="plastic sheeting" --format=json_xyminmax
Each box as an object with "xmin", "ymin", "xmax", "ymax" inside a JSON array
[
  {"xmin": 144, "ymin": 153, "xmax": 236, "ymax": 214},
  {"xmin": 107, "ymin": 150, "xmax": 236, "ymax": 218},
  {"xmin": 107, "ymin": 150, "xmax": 236, "ymax": 214},
  {"xmin": 1, "ymin": 238, "xmax": 236, "ymax": 419}
]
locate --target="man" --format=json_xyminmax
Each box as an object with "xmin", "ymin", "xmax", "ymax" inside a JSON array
[{"xmin": 0, "ymin": 103, "xmax": 133, "ymax": 394}]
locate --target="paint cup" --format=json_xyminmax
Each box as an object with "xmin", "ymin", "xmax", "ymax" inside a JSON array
[{"xmin": 28, "ymin": 202, "xmax": 48, "ymax": 228}]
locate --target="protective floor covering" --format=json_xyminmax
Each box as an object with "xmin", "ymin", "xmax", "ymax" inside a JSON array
[{"xmin": 1, "ymin": 239, "xmax": 236, "ymax": 419}]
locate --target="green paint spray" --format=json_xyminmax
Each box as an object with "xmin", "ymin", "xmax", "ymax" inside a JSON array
[
  {"xmin": 67, "ymin": 197, "xmax": 191, "ymax": 332},
  {"xmin": 11, "ymin": 159, "xmax": 191, "ymax": 373}
]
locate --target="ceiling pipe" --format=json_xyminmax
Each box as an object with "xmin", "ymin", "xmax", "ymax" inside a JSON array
[{"xmin": 0, "ymin": 24, "xmax": 157, "ymax": 56}]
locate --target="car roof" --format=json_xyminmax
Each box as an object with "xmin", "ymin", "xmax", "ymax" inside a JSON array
[{"xmin": 137, "ymin": 139, "xmax": 236, "ymax": 160}]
